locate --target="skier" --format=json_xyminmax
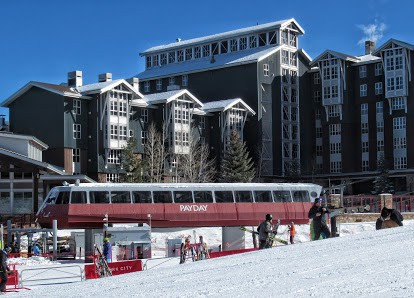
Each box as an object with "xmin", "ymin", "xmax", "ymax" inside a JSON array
[
  {"xmin": 258, "ymin": 214, "xmax": 274, "ymax": 249},
  {"xmin": 288, "ymin": 222, "xmax": 296, "ymax": 244},
  {"xmin": 103, "ymin": 238, "xmax": 112, "ymax": 263},
  {"xmin": 0, "ymin": 248, "xmax": 11, "ymax": 294},
  {"xmin": 308, "ymin": 198, "xmax": 331, "ymax": 240},
  {"xmin": 197, "ymin": 235, "xmax": 208, "ymax": 260}
]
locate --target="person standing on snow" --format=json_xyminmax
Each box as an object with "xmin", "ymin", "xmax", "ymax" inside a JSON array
[
  {"xmin": 258, "ymin": 214, "xmax": 274, "ymax": 249},
  {"xmin": 288, "ymin": 222, "xmax": 296, "ymax": 244},
  {"xmin": 103, "ymin": 238, "xmax": 112, "ymax": 263},
  {"xmin": 0, "ymin": 248, "xmax": 11, "ymax": 294},
  {"xmin": 308, "ymin": 198, "xmax": 331, "ymax": 240}
]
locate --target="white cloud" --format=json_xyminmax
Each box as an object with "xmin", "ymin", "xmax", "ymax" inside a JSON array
[{"xmin": 357, "ymin": 21, "xmax": 387, "ymax": 45}]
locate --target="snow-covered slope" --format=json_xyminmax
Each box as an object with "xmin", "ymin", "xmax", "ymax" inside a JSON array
[{"xmin": 9, "ymin": 222, "xmax": 414, "ymax": 297}]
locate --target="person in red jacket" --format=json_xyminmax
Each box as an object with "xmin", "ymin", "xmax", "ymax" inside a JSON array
[{"xmin": 288, "ymin": 222, "xmax": 296, "ymax": 244}]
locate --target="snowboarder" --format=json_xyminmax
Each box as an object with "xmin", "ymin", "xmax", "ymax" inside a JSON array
[
  {"xmin": 103, "ymin": 238, "xmax": 112, "ymax": 263},
  {"xmin": 258, "ymin": 214, "xmax": 274, "ymax": 249},
  {"xmin": 288, "ymin": 222, "xmax": 296, "ymax": 244},
  {"xmin": 308, "ymin": 198, "xmax": 331, "ymax": 240},
  {"xmin": 0, "ymin": 248, "xmax": 11, "ymax": 294},
  {"xmin": 376, "ymin": 207, "xmax": 403, "ymax": 229}
]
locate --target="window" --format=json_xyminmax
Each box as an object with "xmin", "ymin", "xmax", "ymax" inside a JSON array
[
  {"xmin": 156, "ymin": 79, "xmax": 162, "ymax": 91},
  {"xmin": 177, "ymin": 50, "xmax": 184, "ymax": 62},
  {"xmin": 316, "ymin": 127, "xmax": 322, "ymax": 138},
  {"xmin": 391, "ymin": 98, "xmax": 405, "ymax": 110},
  {"xmin": 214, "ymin": 191, "xmax": 234, "ymax": 203},
  {"xmin": 73, "ymin": 99, "xmax": 81, "ymax": 115},
  {"xmin": 110, "ymin": 100, "xmax": 118, "ymax": 116},
  {"xmin": 185, "ymin": 48, "xmax": 193, "ymax": 60},
  {"xmin": 194, "ymin": 46, "xmax": 201, "ymax": 58},
  {"xmin": 90, "ymin": 191, "xmax": 110, "ymax": 203},
  {"xmin": 330, "ymin": 161, "xmax": 342, "ymax": 173},
  {"xmin": 273, "ymin": 191, "xmax": 291, "ymax": 202},
  {"xmin": 393, "ymin": 117, "xmax": 406, "ymax": 130},
  {"xmin": 55, "ymin": 191, "xmax": 70, "ymax": 205},
  {"xmin": 316, "ymin": 145, "xmax": 322, "ymax": 156},
  {"xmin": 359, "ymin": 65, "xmax": 367, "ymax": 78},
  {"xmin": 144, "ymin": 81, "xmax": 150, "ymax": 92},
  {"xmin": 182, "ymin": 74, "xmax": 188, "ymax": 86},
  {"xmin": 202, "ymin": 44, "xmax": 210, "ymax": 56},
  {"xmin": 329, "ymin": 124, "xmax": 341, "ymax": 136},
  {"xmin": 146, "ymin": 56, "xmax": 152, "ymax": 68},
  {"xmin": 314, "ymin": 72, "xmax": 320, "ymax": 84},
  {"xmin": 315, "ymin": 109, "xmax": 321, "ymax": 120},
  {"xmin": 263, "ymin": 64, "xmax": 269, "ymax": 76},
  {"xmin": 71, "ymin": 191, "xmax": 87, "ymax": 204},
  {"xmin": 106, "ymin": 174, "xmax": 119, "ymax": 183},
  {"xmin": 394, "ymin": 137, "xmax": 407, "ymax": 149},
  {"xmin": 289, "ymin": 52, "xmax": 297, "ymax": 66},
  {"xmin": 200, "ymin": 116, "xmax": 205, "ymax": 129},
  {"xmin": 110, "ymin": 125, "xmax": 118, "ymax": 140},
  {"xmin": 173, "ymin": 191, "xmax": 193, "ymax": 203},
  {"xmin": 111, "ymin": 191, "xmax": 131, "ymax": 204},
  {"xmin": 160, "ymin": 53, "xmax": 167, "ymax": 65},
  {"xmin": 375, "ymin": 63, "xmax": 382, "ymax": 76},
  {"xmin": 254, "ymin": 191, "xmax": 273, "ymax": 202},
  {"xmin": 362, "ymin": 160, "xmax": 369, "ymax": 171},
  {"xmin": 108, "ymin": 149, "xmax": 120, "ymax": 164},
  {"xmin": 169, "ymin": 77, "xmax": 175, "ymax": 86},
  {"xmin": 361, "ymin": 103, "xmax": 368, "ymax": 116},
  {"xmin": 328, "ymin": 105, "xmax": 340, "ymax": 118},
  {"xmin": 141, "ymin": 109, "xmax": 148, "ymax": 123},
  {"xmin": 377, "ymin": 121, "xmax": 384, "ymax": 133},
  {"xmin": 375, "ymin": 82, "xmax": 383, "ymax": 95},
  {"xmin": 281, "ymin": 50, "xmax": 289, "ymax": 65},
  {"xmin": 387, "ymin": 77, "xmax": 395, "ymax": 91},
  {"xmin": 153, "ymin": 55, "xmax": 159, "ymax": 67},
  {"xmin": 194, "ymin": 191, "xmax": 213, "ymax": 203},
  {"xmin": 73, "ymin": 148, "xmax": 80, "ymax": 163},
  {"xmin": 377, "ymin": 140, "xmax": 384, "ymax": 152},
  {"xmin": 119, "ymin": 125, "xmax": 127, "ymax": 140},
  {"xmin": 396, "ymin": 76, "xmax": 403, "ymax": 90},
  {"xmin": 362, "ymin": 141, "xmax": 369, "ymax": 153},
  {"xmin": 234, "ymin": 191, "xmax": 253, "ymax": 203},
  {"xmin": 249, "ymin": 35, "xmax": 257, "ymax": 48},
  {"xmin": 395, "ymin": 56, "xmax": 403, "ymax": 70},
  {"xmin": 132, "ymin": 191, "xmax": 152, "ymax": 203},
  {"xmin": 314, "ymin": 91, "xmax": 321, "ymax": 102},
  {"xmin": 240, "ymin": 37, "xmax": 247, "ymax": 50},
  {"xmin": 292, "ymin": 191, "xmax": 310, "ymax": 203},
  {"xmin": 73, "ymin": 124, "xmax": 81, "ymax": 139},
  {"xmin": 376, "ymin": 102, "xmax": 383, "ymax": 114},
  {"xmin": 153, "ymin": 191, "xmax": 172, "ymax": 203},
  {"xmin": 330, "ymin": 142, "xmax": 341, "ymax": 154},
  {"xmin": 360, "ymin": 84, "xmax": 367, "ymax": 97},
  {"xmin": 168, "ymin": 51, "xmax": 175, "ymax": 64},
  {"xmin": 361, "ymin": 122, "xmax": 369, "ymax": 134},
  {"xmin": 141, "ymin": 131, "xmax": 148, "ymax": 145},
  {"xmin": 394, "ymin": 157, "xmax": 407, "ymax": 169}
]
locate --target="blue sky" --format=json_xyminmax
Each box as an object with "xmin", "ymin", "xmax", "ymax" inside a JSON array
[{"xmin": 1, "ymin": 0, "xmax": 414, "ymax": 120}]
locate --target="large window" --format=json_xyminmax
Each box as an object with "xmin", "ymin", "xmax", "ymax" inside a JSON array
[
  {"xmin": 71, "ymin": 191, "xmax": 87, "ymax": 204},
  {"xmin": 73, "ymin": 148, "xmax": 80, "ymax": 163},
  {"xmin": 359, "ymin": 65, "xmax": 367, "ymax": 78},
  {"xmin": 375, "ymin": 82, "xmax": 383, "ymax": 95},
  {"xmin": 360, "ymin": 84, "xmax": 367, "ymax": 97},
  {"xmin": 273, "ymin": 191, "xmax": 291, "ymax": 202},
  {"xmin": 153, "ymin": 191, "xmax": 172, "ymax": 203},
  {"xmin": 214, "ymin": 191, "xmax": 234, "ymax": 203},
  {"xmin": 173, "ymin": 191, "xmax": 193, "ymax": 203},
  {"xmin": 393, "ymin": 117, "xmax": 406, "ymax": 130},
  {"xmin": 329, "ymin": 124, "xmax": 341, "ymax": 136},
  {"xmin": 361, "ymin": 103, "xmax": 368, "ymax": 115},
  {"xmin": 108, "ymin": 149, "xmax": 120, "ymax": 164},
  {"xmin": 234, "ymin": 191, "xmax": 253, "ymax": 203},
  {"xmin": 375, "ymin": 63, "xmax": 382, "ymax": 76},
  {"xmin": 361, "ymin": 122, "xmax": 369, "ymax": 134},
  {"xmin": 254, "ymin": 191, "xmax": 273, "ymax": 202},
  {"xmin": 314, "ymin": 91, "xmax": 321, "ymax": 102},
  {"xmin": 376, "ymin": 102, "xmax": 383, "ymax": 114},
  {"xmin": 144, "ymin": 81, "xmax": 150, "ymax": 92},
  {"xmin": 132, "ymin": 191, "xmax": 152, "ymax": 203},
  {"xmin": 313, "ymin": 72, "xmax": 320, "ymax": 84},
  {"xmin": 141, "ymin": 109, "xmax": 148, "ymax": 123},
  {"xmin": 156, "ymin": 79, "xmax": 162, "ymax": 91},
  {"xmin": 328, "ymin": 105, "xmax": 340, "ymax": 117},
  {"xmin": 292, "ymin": 191, "xmax": 310, "ymax": 202},
  {"xmin": 73, "ymin": 99, "xmax": 81, "ymax": 115},
  {"xmin": 111, "ymin": 191, "xmax": 131, "ymax": 204},
  {"xmin": 194, "ymin": 191, "xmax": 213, "ymax": 203},
  {"xmin": 391, "ymin": 98, "xmax": 406, "ymax": 110},
  {"xmin": 330, "ymin": 142, "xmax": 341, "ymax": 154},
  {"xmin": 90, "ymin": 191, "xmax": 110, "ymax": 204},
  {"xmin": 263, "ymin": 64, "xmax": 269, "ymax": 76},
  {"xmin": 394, "ymin": 157, "xmax": 407, "ymax": 169}
]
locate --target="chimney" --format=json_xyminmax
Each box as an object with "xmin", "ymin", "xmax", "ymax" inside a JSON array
[
  {"xmin": 365, "ymin": 40, "xmax": 375, "ymax": 55},
  {"xmin": 127, "ymin": 77, "xmax": 139, "ymax": 92},
  {"xmin": 99, "ymin": 73, "xmax": 112, "ymax": 82},
  {"xmin": 176, "ymin": 38, "xmax": 181, "ymax": 42},
  {"xmin": 67, "ymin": 70, "xmax": 83, "ymax": 87}
]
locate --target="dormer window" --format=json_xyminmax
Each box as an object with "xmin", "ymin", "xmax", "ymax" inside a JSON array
[{"xmin": 202, "ymin": 45, "xmax": 210, "ymax": 57}]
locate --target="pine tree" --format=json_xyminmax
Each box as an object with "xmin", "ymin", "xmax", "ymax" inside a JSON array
[
  {"xmin": 372, "ymin": 155, "xmax": 394, "ymax": 194},
  {"xmin": 119, "ymin": 137, "xmax": 147, "ymax": 182},
  {"xmin": 220, "ymin": 129, "xmax": 255, "ymax": 182}
]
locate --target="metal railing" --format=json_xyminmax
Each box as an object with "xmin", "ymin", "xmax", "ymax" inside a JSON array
[
  {"xmin": 19, "ymin": 265, "xmax": 84, "ymax": 288},
  {"xmin": 341, "ymin": 195, "xmax": 414, "ymax": 213}
]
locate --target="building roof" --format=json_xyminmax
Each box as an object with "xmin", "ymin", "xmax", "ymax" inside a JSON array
[
  {"xmin": 1, "ymin": 81, "xmax": 83, "ymax": 108},
  {"xmin": 144, "ymin": 89, "xmax": 203, "ymax": 107},
  {"xmin": 202, "ymin": 98, "xmax": 255, "ymax": 115},
  {"xmin": 140, "ymin": 18, "xmax": 304, "ymax": 55},
  {"xmin": 77, "ymin": 79, "xmax": 144, "ymax": 98},
  {"xmin": 311, "ymin": 50, "xmax": 359, "ymax": 66},
  {"xmin": 372, "ymin": 38, "xmax": 414, "ymax": 55},
  {"xmin": 0, "ymin": 132, "xmax": 48, "ymax": 150},
  {"xmin": 136, "ymin": 46, "xmax": 282, "ymax": 80}
]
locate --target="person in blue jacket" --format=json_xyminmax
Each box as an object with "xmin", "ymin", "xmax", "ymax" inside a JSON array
[{"xmin": 103, "ymin": 238, "xmax": 111, "ymax": 263}]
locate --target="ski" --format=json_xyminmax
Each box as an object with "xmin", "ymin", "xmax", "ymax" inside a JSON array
[
  {"xmin": 240, "ymin": 227, "xmax": 288, "ymax": 245},
  {"xmin": 94, "ymin": 244, "xmax": 112, "ymax": 277}
]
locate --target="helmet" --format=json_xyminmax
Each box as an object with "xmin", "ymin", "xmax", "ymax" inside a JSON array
[
  {"xmin": 265, "ymin": 214, "xmax": 273, "ymax": 221},
  {"xmin": 315, "ymin": 198, "xmax": 322, "ymax": 203},
  {"xmin": 103, "ymin": 237, "xmax": 109, "ymax": 242}
]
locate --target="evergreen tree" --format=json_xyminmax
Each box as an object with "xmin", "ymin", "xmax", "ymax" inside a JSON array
[
  {"xmin": 119, "ymin": 137, "xmax": 147, "ymax": 182},
  {"xmin": 220, "ymin": 129, "xmax": 255, "ymax": 182},
  {"xmin": 372, "ymin": 155, "xmax": 394, "ymax": 194}
]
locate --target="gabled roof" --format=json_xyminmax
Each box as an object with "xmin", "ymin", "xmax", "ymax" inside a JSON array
[
  {"xmin": 202, "ymin": 98, "xmax": 255, "ymax": 115},
  {"xmin": 77, "ymin": 79, "xmax": 144, "ymax": 98},
  {"xmin": 1, "ymin": 81, "xmax": 83, "ymax": 107},
  {"xmin": 144, "ymin": 89, "xmax": 203, "ymax": 107},
  {"xmin": 311, "ymin": 50, "xmax": 359, "ymax": 66},
  {"xmin": 137, "ymin": 46, "xmax": 282, "ymax": 80},
  {"xmin": 372, "ymin": 38, "xmax": 414, "ymax": 55},
  {"xmin": 140, "ymin": 18, "xmax": 304, "ymax": 55},
  {"xmin": 0, "ymin": 132, "xmax": 48, "ymax": 150}
]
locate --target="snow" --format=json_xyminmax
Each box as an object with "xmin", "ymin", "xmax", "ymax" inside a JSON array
[{"xmin": 6, "ymin": 221, "xmax": 414, "ymax": 297}]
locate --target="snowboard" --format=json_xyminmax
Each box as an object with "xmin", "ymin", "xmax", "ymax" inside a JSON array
[{"xmin": 95, "ymin": 245, "xmax": 112, "ymax": 277}]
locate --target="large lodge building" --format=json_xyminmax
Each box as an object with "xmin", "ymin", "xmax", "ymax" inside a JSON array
[{"xmin": 3, "ymin": 18, "xmax": 414, "ymax": 195}]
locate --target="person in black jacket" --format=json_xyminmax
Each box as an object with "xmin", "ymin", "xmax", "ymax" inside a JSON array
[
  {"xmin": 0, "ymin": 248, "xmax": 11, "ymax": 294},
  {"xmin": 380, "ymin": 207, "xmax": 403, "ymax": 226},
  {"xmin": 308, "ymin": 198, "xmax": 331, "ymax": 240}
]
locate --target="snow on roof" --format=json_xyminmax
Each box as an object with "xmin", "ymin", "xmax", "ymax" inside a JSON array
[
  {"xmin": 143, "ymin": 89, "xmax": 203, "ymax": 107},
  {"xmin": 137, "ymin": 46, "xmax": 281, "ymax": 80},
  {"xmin": 202, "ymin": 98, "xmax": 255, "ymax": 115},
  {"xmin": 140, "ymin": 18, "xmax": 303, "ymax": 55},
  {"xmin": 311, "ymin": 49, "xmax": 359, "ymax": 66},
  {"xmin": 354, "ymin": 54, "xmax": 382, "ymax": 65}
]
